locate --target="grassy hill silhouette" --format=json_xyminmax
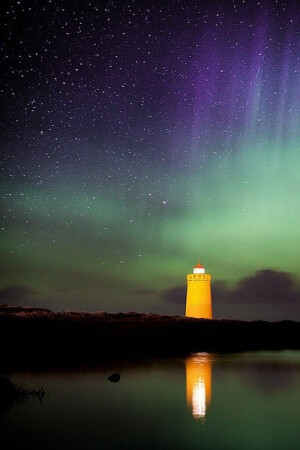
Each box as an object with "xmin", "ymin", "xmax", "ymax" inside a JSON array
[{"xmin": 1, "ymin": 305, "xmax": 299, "ymax": 367}]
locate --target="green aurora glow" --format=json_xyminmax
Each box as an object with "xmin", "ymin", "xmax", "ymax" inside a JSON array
[{"xmin": 2, "ymin": 143, "xmax": 300, "ymax": 318}]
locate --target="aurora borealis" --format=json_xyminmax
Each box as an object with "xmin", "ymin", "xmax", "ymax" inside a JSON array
[{"xmin": 1, "ymin": 0, "xmax": 300, "ymax": 320}]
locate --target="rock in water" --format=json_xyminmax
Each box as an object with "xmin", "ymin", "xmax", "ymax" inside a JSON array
[{"xmin": 107, "ymin": 373, "xmax": 120, "ymax": 383}]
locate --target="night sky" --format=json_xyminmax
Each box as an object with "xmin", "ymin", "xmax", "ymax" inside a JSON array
[{"xmin": 1, "ymin": 0, "xmax": 300, "ymax": 320}]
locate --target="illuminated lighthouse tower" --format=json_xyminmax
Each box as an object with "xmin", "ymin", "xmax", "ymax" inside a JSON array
[{"xmin": 185, "ymin": 262, "xmax": 212, "ymax": 319}]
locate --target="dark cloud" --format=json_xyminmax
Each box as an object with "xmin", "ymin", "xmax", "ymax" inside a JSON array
[
  {"xmin": 162, "ymin": 270, "xmax": 300, "ymax": 320},
  {"xmin": 161, "ymin": 286, "xmax": 186, "ymax": 304},
  {"xmin": 0, "ymin": 285, "xmax": 35, "ymax": 304},
  {"xmin": 211, "ymin": 280, "xmax": 232, "ymax": 302},
  {"xmin": 159, "ymin": 269, "xmax": 300, "ymax": 321},
  {"xmin": 133, "ymin": 289, "xmax": 155, "ymax": 295},
  {"xmin": 214, "ymin": 270, "xmax": 300, "ymax": 304}
]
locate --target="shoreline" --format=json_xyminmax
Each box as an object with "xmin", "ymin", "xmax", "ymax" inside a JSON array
[{"xmin": 1, "ymin": 306, "xmax": 299, "ymax": 368}]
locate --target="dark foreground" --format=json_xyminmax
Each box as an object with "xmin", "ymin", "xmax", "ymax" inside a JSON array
[{"xmin": 1, "ymin": 305, "xmax": 299, "ymax": 367}]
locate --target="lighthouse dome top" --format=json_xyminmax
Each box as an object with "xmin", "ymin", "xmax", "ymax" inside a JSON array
[{"xmin": 193, "ymin": 263, "xmax": 205, "ymax": 274}]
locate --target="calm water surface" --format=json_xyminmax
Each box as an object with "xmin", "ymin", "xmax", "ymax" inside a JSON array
[{"xmin": 1, "ymin": 351, "xmax": 300, "ymax": 449}]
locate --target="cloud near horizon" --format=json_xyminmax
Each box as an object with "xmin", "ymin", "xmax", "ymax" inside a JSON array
[
  {"xmin": 1, "ymin": 270, "xmax": 299, "ymax": 320},
  {"xmin": 133, "ymin": 289, "xmax": 156, "ymax": 295},
  {"xmin": 162, "ymin": 269, "xmax": 300, "ymax": 306},
  {"xmin": 161, "ymin": 287, "xmax": 185, "ymax": 304},
  {"xmin": 0, "ymin": 285, "xmax": 36, "ymax": 304}
]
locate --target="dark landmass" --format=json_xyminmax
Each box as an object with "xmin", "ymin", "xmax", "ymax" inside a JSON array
[{"xmin": 0, "ymin": 305, "xmax": 299, "ymax": 368}]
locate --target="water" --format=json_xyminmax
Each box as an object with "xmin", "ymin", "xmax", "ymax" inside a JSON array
[{"xmin": 1, "ymin": 351, "xmax": 300, "ymax": 449}]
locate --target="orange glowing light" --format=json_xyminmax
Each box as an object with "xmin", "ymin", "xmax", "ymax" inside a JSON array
[{"xmin": 186, "ymin": 353, "xmax": 212, "ymax": 420}]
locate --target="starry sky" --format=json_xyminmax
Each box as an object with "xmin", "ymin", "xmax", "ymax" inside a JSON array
[{"xmin": 1, "ymin": 0, "xmax": 300, "ymax": 320}]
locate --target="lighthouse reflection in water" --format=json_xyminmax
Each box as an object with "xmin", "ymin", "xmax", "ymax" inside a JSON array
[{"xmin": 186, "ymin": 353, "xmax": 212, "ymax": 420}]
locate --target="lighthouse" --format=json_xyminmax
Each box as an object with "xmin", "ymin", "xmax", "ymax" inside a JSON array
[{"xmin": 185, "ymin": 262, "xmax": 212, "ymax": 319}]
